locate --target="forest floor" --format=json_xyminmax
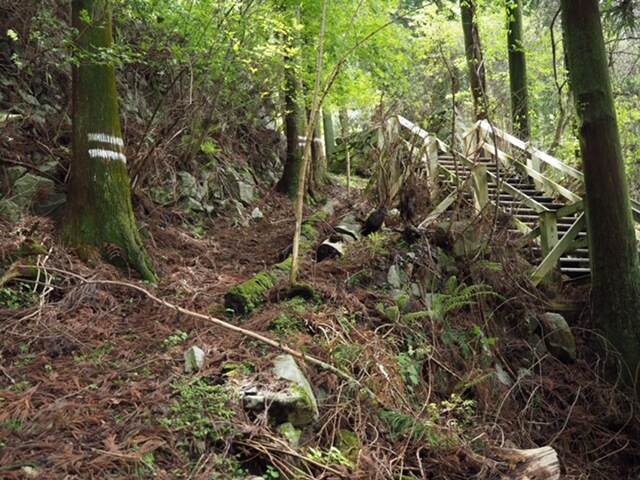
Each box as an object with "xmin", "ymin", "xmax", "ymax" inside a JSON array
[{"xmin": 1, "ymin": 181, "xmax": 640, "ymax": 479}]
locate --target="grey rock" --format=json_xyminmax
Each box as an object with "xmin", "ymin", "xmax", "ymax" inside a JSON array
[
  {"xmin": 242, "ymin": 354, "xmax": 319, "ymax": 427},
  {"xmin": 273, "ymin": 354, "xmax": 319, "ymax": 422},
  {"xmin": 7, "ymin": 166, "xmax": 27, "ymax": 186},
  {"xmin": 236, "ymin": 181, "xmax": 254, "ymax": 205},
  {"xmin": 495, "ymin": 363, "xmax": 513, "ymax": 387},
  {"xmin": 251, "ymin": 207, "xmax": 264, "ymax": 220},
  {"xmin": 37, "ymin": 160, "xmax": 62, "ymax": 175},
  {"xmin": 184, "ymin": 346, "xmax": 205, "ymax": 373},
  {"xmin": 178, "ymin": 171, "xmax": 208, "ymax": 201},
  {"xmin": 180, "ymin": 197, "xmax": 206, "ymax": 213},
  {"xmin": 0, "ymin": 199, "xmax": 20, "ymax": 222},
  {"xmin": 540, "ymin": 312, "xmax": 576, "ymax": 363},
  {"xmin": 387, "ymin": 264, "xmax": 407, "ymax": 289},
  {"xmin": 12, "ymin": 173, "xmax": 55, "ymax": 211},
  {"xmin": 225, "ymin": 171, "xmax": 255, "ymax": 205}
]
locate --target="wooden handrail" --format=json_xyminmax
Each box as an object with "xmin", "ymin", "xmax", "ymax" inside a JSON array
[
  {"xmin": 384, "ymin": 115, "xmax": 592, "ymax": 284},
  {"xmin": 392, "ymin": 115, "xmax": 585, "ymax": 219},
  {"xmin": 476, "ymin": 143, "xmax": 582, "ymax": 204},
  {"xmin": 387, "ymin": 115, "xmax": 640, "ymax": 283},
  {"xmin": 396, "ymin": 115, "xmax": 449, "ymax": 152},
  {"xmin": 474, "ymin": 120, "xmax": 584, "ymax": 181}
]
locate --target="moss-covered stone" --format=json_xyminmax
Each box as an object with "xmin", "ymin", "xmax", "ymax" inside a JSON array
[
  {"xmin": 278, "ymin": 422, "xmax": 302, "ymax": 448},
  {"xmin": 338, "ymin": 429, "xmax": 362, "ymax": 465},
  {"xmin": 224, "ymin": 212, "xmax": 327, "ymax": 315},
  {"xmin": 225, "ymin": 269, "xmax": 280, "ymax": 315}
]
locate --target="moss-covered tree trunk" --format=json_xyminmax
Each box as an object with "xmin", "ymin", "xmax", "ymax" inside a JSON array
[
  {"xmin": 506, "ymin": 0, "xmax": 530, "ymax": 139},
  {"xmin": 225, "ymin": 210, "xmax": 328, "ymax": 315},
  {"xmin": 561, "ymin": 0, "xmax": 640, "ymax": 389},
  {"xmin": 64, "ymin": 0, "xmax": 156, "ymax": 283},
  {"xmin": 460, "ymin": 0, "xmax": 487, "ymax": 121},
  {"xmin": 276, "ymin": 53, "xmax": 304, "ymax": 200}
]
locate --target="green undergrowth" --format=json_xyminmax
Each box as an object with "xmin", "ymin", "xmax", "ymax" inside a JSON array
[
  {"xmin": 213, "ymin": 221, "xmax": 520, "ymax": 477},
  {"xmin": 159, "ymin": 377, "xmax": 238, "ymax": 455}
]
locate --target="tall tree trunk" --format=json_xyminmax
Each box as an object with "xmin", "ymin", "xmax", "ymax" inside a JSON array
[
  {"xmin": 310, "ymin": 108, "xmax": 327, "ymax": 193},
  {"xmin": 460, "ymin": 0, "xmax": 487, "ymax": 121},
  {"xmin": 561, "ymin": 0, "xmax": 640, "ymax": 390},
  {"xmin": 64, "ymin": 0, "xmax": 156, "ymax": 283},
  {"xmin": 506, "ymin": 0, "xmax": 530, "ymax": 140},
  {"xmin": 290, "ymin": 0, "xmax": 327, "ymax": 286},
  {"xmin": 276, "ymin": 54, "xmax": 303, "ymax": 200},
  {"xmin": 339, "ymin": 109, "xmax": 351, "ymax": 192},
  {"xmin": 323, "ymin": 110, "xmax": 335, "ymax": 164}
]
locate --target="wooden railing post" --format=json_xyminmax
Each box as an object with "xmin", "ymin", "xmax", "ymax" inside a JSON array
[
  {"xmin": 526, "ymin": 144, "xmax": 543, "ymax": 191},
  {"xmin": 463, "ymin": 121, "xmax": 484, "ymax": 158},
  {"xmin": 426, "ymin": 132, "xmax": 439, "ymax": 180},
  {"xmin": 463, "ymin": 129, "xmax": 475, "ymax": 157},
  {"xmin": 539, "ymin": 210, "xmax": 558, "ymax": 257},
  {"xmin": 472, "ymin": 163, "xmax": 489, "ymax": 213},
  {"xmin": 380, "ymin": 116, "xmax": 399, "ymax": 150}
]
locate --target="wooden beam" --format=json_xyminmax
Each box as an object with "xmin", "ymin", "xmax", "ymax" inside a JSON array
[{"xmin": 531, "ymin": 213, "xmax": 586, "ymax": 286}]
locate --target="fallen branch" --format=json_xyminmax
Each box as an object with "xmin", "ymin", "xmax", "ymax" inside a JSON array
[{"xmin": 38, "ymin": 266, "xmax": 380, "ymax": 403}]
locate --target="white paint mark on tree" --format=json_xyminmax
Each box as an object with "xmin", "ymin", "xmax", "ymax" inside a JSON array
[
  {"xmin": 87, "ymin": 133, "xmax": 126, "ymax": 163},
  {"xmin": 88, "ymin": 148, "xmax": 127, "ymax": 163},
  {"xmin": 87, "ymin": 133, "xmax": 124, "ymax": 147}
]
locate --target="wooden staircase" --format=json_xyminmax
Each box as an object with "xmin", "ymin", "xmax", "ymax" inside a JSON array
[
  {"xmin": 435, "ymin": 154, "xmax": 590, "ymax": 280},
  {"xmin": 383, "ymin": 115, "xmax": 639, "ymax": 285}
]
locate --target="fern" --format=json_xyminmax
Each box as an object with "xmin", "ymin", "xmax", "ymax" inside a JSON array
[
  {"xmin": 474, "ymin": 260, "xmax": 504, "ymax": 272},
  {"xmin": 379, "ymin": 409, "xmax": 441, "ymax": 445},
  {"xmin": 402, "ymin": 309, "xmax": 432, "ymax": 322},
  {"xmin": 430, "ymin": 276, "xmax": 501, "ymax": 321},
  {"xmin": 401, "ymin": 278, "xmax": 499, "ymax": 324},
  {"xmin": 445, "ymin": 327, "xmax": 475, "ymax": 358}
]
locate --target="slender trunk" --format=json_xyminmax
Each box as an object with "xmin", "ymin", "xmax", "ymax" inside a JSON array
[
  {"xmin": 506, "ymin": 0, "xmax": 530, "ymax": 139},
  {"xmin": 290, "ymin": 0, "xmax": 327, "ymax": 286},
  {"xmin": 64, "ymin": 0, "xmax": 156, "ymax": 283},
  {"xmin": 323, "ymin": 110, "xmax": 335, "ymax": 164},
  {"xmin": 548, "ymin": 101, "xmax": 570, "ymax": 155},
  {"xmin": 339, "ymin": 109, "xmax": 351, "ymax": 193},
  {"xmin": 311, "ymin": 109, "xmax": 327, "ymax": 191},
  {"xmin": 562, "ymin": 0, "xmax": 640, "ymax": 389},
  {"xmin": 460, "ymin": 0, "xmax": 487, "ymax": 121}
]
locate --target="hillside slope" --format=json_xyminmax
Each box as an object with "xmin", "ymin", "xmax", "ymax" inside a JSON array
[{"xmin": 1, "ymin": 178, "xmax": 639, "ymax": 478}]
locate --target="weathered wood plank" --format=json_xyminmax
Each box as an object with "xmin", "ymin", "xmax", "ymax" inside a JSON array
[{"xmin": 492, "ymin": 445, "xmax": 560, "ymax": 480}]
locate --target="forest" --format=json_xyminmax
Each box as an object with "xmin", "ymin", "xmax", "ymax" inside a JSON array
[{"xmin": 2, "ymin": 0, "xmax": 640, "ymax": 478}]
